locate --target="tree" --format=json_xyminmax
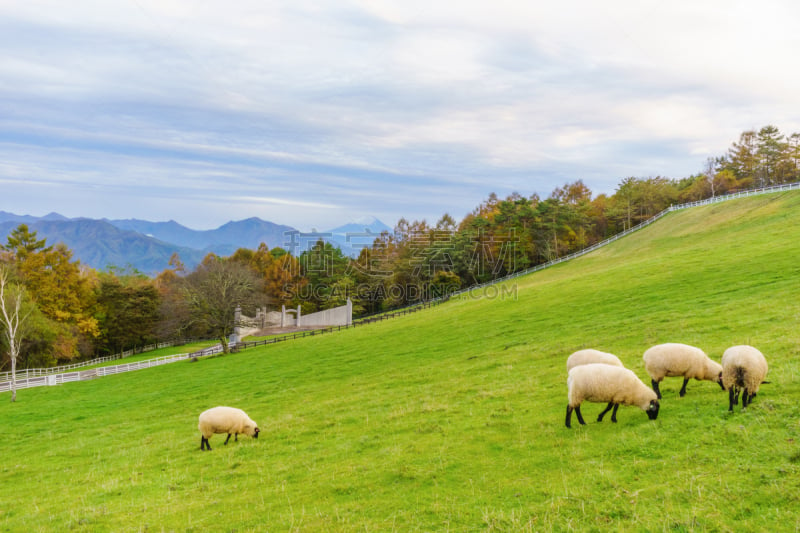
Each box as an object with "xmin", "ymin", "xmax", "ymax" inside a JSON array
[
  {"xmin": 182, "ymin": 256, "xmax": 262, "ymax": 353},
  {"xmin": 756, "ymin": 125, "xmax": 786, "ymax": 185},
  {"xmin": 725, "ymin": 130, "xmax": 758, "ymax": 186},
  {"xmin": 14, "ymin": 243, "xmax": 99, "ymax": 361},
  {"xmin": 263, "ymin": 249, "xmax": 306, "ymax": 309},
  {"xmin": 3, "ymin": 227, "xmax": 99, "ymax": 363},
  {"xmin": 611, "ymin": 177, "xmax": 638, "ymax": 231},
  {"xmin": 788, "ymin": 133, "xmax": 800, "ymax": 181},
  {"xmin": 95, "ymin": 273, "xmax": 161, "ymax": 354},
  {"xmin": 0, "ymin": 267, "xmax": 34, "ymax": 402},
  {"xmin": 299, "ymin": 240, "xmax": 354, "ymax": 311},
  {"xmin": 1, "ymin": 224, "xmax": 51, "ymax": 259},
  {"xmin": 154, "ymin": 254, "xmax": 194, "ymax": 340}
]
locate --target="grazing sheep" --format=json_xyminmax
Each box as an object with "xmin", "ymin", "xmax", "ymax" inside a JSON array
[
  {"xmin": 566, "ymin": 363, "xmax": 660, "ymax": 428},
  {"xmin": 198, "ymin": 406, "xmax": 260, "ymax": 451},
  {"xmin": 566, "ymin": 349, "xmax": 625, "ymax": 373},
  {"xmin": 721, "ymin": 345, "xmax": 768, "ymax": 412},
  {"xmin": 642, "ymin": 343, "xmax": 724, "ymax": 399}
]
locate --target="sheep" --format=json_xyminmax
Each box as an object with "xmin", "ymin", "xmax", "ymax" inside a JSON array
[
  {"xmin": 566, "ymin": 349, "xmax": 624, "ymax": 373},
  {"xmin": 721, "ymin": 345, "xmax": 768, "ymax": 412},
  {"xmin": 642, "ymin": 343, "xmax": 724, "ymax": 399},
  {"xmin": 198, "ymin": 406, "xmax": 260, "ymax": 451},
  {"xmin": 566, "ymin": 363, "xmax": 660, "ymax": 428}
]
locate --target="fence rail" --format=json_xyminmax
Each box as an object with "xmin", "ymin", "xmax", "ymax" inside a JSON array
[
  {"xmin": 0, "ymin": 344, "xmax": 226, "ymax": 393},
  {"xmin": 2, "ymin": 182, "xmax": 798, "ymax": 395},
  {"xmin": 0, "ymin": 339, "xmax": 204, "ymax": 383}
]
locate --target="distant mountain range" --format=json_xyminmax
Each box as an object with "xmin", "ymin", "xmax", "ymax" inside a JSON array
[{"xmin": 0, "ymin": 211, "xmax": 392, "ymax": 275}]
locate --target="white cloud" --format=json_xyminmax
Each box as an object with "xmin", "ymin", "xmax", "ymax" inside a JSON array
[{"xmin": 1, "ymin": 1, "xmax": 800, "ymax": 229}]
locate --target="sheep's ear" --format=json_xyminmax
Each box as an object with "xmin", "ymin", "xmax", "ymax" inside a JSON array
[{"xmin": 648, "ymin": 400, "xmax": 658, "ymax": 411}]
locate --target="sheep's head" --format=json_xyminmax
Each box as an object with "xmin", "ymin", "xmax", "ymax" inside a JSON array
[
  {"xmin": 253, "ymin": 427, "xmax": 260, "ymax": 439},
  {"xmin": 646, "ymin": 399, "xmax": 660, "ymax": 420},
  {"xmin": 707, "ymin": 360, "xmax": 724, "ymax": 383},
  {"xmin": 717, "ymin": 371, "xmax": 725, "ymax": 390}
]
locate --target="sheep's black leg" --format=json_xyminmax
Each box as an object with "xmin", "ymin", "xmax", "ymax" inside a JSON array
[
  {"xmin": 728, "ymin": 388, "xmax": 736, "ymax": 412},
  {"xmin": 651, "ymin": 379, "xmax": 662, "ymax": 399},
  {"xmin": 201, "ymin": 436, "xmax": 211, "ymax": 451},
  {"xmin": 597, "ymin": 402, "xmax": 615, "ymax": 422},
  {"xmin": 566, "ymin": 405, "xmax": 573, "ymax": 428},
  {"xmin": 224, "ymin": 433, "xmax": 232, "ymax": 445},
  {"xmin": 742, "ymin": 388, "xmax": 750, "ymax": 409},
  {"xmin": 679, "ymin": 378, "xmax": 689, "ymax": 397},
  {"xmin": 574, "ymin": 405, "xmax": 586, "ymax": 425},
  {"xmin": 610, "ymin": 404, "xmax": 620, "ymax": 423}
]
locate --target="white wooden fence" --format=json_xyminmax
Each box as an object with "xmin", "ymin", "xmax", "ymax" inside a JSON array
[
  {"xmin": 0, "ymin": 344, "xmax": 224, "ymax": 394},
  {"xmin": 0, "ymin": 340, "xmax": 197, "ymax": 383}
]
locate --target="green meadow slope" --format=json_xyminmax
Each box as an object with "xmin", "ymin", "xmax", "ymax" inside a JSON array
[{"xmin": 2, "ymin": 192, "xmax": 800, "ymax": 531}]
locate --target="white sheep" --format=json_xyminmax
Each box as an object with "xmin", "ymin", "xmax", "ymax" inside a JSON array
[
  {"xmin": 566, "ymin": 363, "xmax": 660, "ymax": 428},
  {"xmin": 198, "ymin": 406, "xmax": 260, "ymax": 451},
  {"xmin": 566, "ymin": 349, "xmax": 624, "ymax": 373},
  {"xmin": 721, "ymin": 345, "xmax": 768, "ymax": 412},
  {"xmin": 642, "ymin": 343, "xmax": 724, "ymax": 399}
]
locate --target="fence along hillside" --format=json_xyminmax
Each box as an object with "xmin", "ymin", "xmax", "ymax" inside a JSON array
[
  {"xmin": 0, "ymin": 339, "xmax": 203, "ymax": 383},
  {"xmin": 450, "ymin": 182, "xmax": 800, "ymax": 297},
  {"xmin": 2, "ymin": 181, "xmax": 798, "ymax": 395},
  {"xmin": 0, "ymin": 344, "xmax": 225, "ymax": 394}
]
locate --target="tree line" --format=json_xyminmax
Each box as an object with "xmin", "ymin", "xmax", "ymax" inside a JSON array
[{"xmin": 2, "ymin": 124, "xmax": 798, "ymax": 376}]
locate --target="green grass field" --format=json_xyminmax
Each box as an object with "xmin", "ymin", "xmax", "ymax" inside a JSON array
[{"xmin": 2, "ymin": 192, "xmax": 800, "ymax": 531}]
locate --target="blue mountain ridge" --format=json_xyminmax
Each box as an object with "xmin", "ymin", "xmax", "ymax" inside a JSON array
[{"xmin": 0, "ymin": 212, "xmax": 391, "ymax": 274}]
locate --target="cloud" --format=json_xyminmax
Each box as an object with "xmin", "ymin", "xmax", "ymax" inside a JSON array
[{"xmin": 1, "ymin": 1, "xmax": 800, "ymax": 230}]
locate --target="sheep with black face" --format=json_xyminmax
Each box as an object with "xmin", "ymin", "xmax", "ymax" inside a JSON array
[
  {"xmin": 566, "ymin": 363, "xmax": 660, "ymax": 428},
  {"xmin": 198, "ymin": 406, "xmax": 260, "ymax": 451}
]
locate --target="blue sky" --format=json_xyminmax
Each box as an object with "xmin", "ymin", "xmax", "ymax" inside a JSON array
[{"xmin": 2, "ymin": 1, "xmax": 800, "ymax": 231}]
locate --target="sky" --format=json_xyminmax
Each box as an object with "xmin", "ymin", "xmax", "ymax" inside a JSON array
[{"xmin": 2, "ymin": 1, "xmax": 800, "ymax": 231}]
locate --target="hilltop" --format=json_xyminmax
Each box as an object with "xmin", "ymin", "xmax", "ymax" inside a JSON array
[{"xmin": 2, "ymin": 191, "xmax": 799, "ymax": 530}]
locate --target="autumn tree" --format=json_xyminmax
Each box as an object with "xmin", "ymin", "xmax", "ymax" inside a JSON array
[
  {"xmin": 182, "ymin": 255, "xmax": 263, "ymax": 353},
  {"xmin": 154, "ymin": 253, "xmax": 194, "ymax": 340},
  {"xmin": 229, "ymin": 244, "xmax": 307, "ymax": 310},
  {"xmin": 263, "ymin": 248, "xmax": 306, "ymax": 309},
  {"xmin": 2, "ymin": 226, "xmax": 99, "ymax": 362}
]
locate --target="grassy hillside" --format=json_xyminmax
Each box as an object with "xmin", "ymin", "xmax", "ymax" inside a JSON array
[{"xmin": 2, "ymin": 192, "xmax": 800, "ymax": 531}]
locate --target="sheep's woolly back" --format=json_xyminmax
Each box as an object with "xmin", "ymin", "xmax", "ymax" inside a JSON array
[
  {"xmin": 566, "ymin": 349, "xmax": 624, "ymax": 372},
  {"xmin": 567, "ymin": 363, "xmax": 657, "ymax": 411},
  {"xmin": 198, "ymin": 406, "xmax": 259, "ymax": 439},
  {"xmin": 643, "ymin": 343, "xmax": 722, "ymax": 382},
  {"xmin": 721, "ymin": 345, "xmax": 768, "ymax": 394}
]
